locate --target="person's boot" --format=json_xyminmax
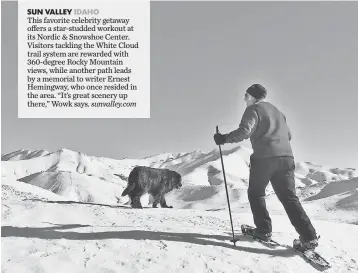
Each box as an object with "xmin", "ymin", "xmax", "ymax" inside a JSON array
[
  {"xmin": 293, "ymin": 235, "xmax": 319, "ymax": 251},
  {"xmin": 253, "ymin": 229, "xmax": 272, "ymax": 242}
]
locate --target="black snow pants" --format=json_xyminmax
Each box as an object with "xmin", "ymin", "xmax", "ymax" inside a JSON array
[{"xmin": 248, "ymin": 156, "xmax": 317, "ymax": 241}]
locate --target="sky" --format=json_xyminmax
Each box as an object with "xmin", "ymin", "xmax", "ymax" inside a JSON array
[{"xmin": 1, "ymin": 1, "xmax": 358, "ymax": 169}]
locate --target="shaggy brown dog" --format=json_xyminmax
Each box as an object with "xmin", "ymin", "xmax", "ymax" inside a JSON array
[{"xmin": 121, "ymin": 166, "xmax": 182, "ymax": 209}]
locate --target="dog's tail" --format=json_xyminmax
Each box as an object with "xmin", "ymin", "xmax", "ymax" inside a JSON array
[
  {"xmin": 121, "ymin": 167, "xmax": 139, "ymax": 196},
  {"xmin": 121, "ymin": 183, "xmax": 135, "ymax": 196}
]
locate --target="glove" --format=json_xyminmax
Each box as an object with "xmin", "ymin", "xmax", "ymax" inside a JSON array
[{"xmin": 214, "ymin": 133, "xmax": 226, "ymax": 145}]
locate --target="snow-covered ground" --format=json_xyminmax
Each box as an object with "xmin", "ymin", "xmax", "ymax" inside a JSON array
[{"xmin": 2, "ymin": 147, "xmax": 358, "ymax": 272}]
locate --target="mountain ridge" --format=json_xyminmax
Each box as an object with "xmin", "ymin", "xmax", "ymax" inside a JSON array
[{"xmin": 2, "ymin": 146, "xmax": 357, "ymax": 223}]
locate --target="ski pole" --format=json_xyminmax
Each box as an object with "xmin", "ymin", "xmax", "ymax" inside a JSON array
[{"xmin": 216, "ymin": 126, "xmax": 239, "ymax": 246}]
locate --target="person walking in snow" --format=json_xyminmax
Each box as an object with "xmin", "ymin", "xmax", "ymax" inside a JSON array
[{"xmin": 213, "ymin": 84, "xmax": 319, "ymax": 250}]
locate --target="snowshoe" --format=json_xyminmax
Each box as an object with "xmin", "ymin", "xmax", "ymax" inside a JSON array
[
  {"xmin": 241, "ymin": 224, "xmax": 279, "ymax": 247},
  {"xmin": 293, "ymin": 237, "xmax": 331, "ymax": 268}
]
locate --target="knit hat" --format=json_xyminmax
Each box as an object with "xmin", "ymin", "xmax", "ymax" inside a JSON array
[{"xmin": 246, "ymin": 84, "xmax": 267, "ymax": 100}]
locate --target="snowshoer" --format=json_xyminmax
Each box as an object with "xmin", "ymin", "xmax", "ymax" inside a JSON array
[{"xmin": 213, "ymin": 83, "xmax": 318, "ymax": 250}]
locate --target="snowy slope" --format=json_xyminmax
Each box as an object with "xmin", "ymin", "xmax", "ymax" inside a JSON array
[
  {"xmin": 2, "ymin": 191, "xmax": 358, "ymax": 273},
  {"xmin": 1, "ymin": 146, "xmax": 358, "ymax": 272}
]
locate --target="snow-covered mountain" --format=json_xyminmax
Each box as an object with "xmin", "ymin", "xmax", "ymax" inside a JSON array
[
  {"xmin": 2, "ymin": 146, "xmax": 358, "ymax": 222},
  {"xmin": 2, "ymin": 146, "xmax": 358, "ymax": 273}
]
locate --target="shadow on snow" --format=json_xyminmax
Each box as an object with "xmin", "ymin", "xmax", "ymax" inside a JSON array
[{"xmin": 1, "ymin": 223, "xmax": 296, "ymax": 258}]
